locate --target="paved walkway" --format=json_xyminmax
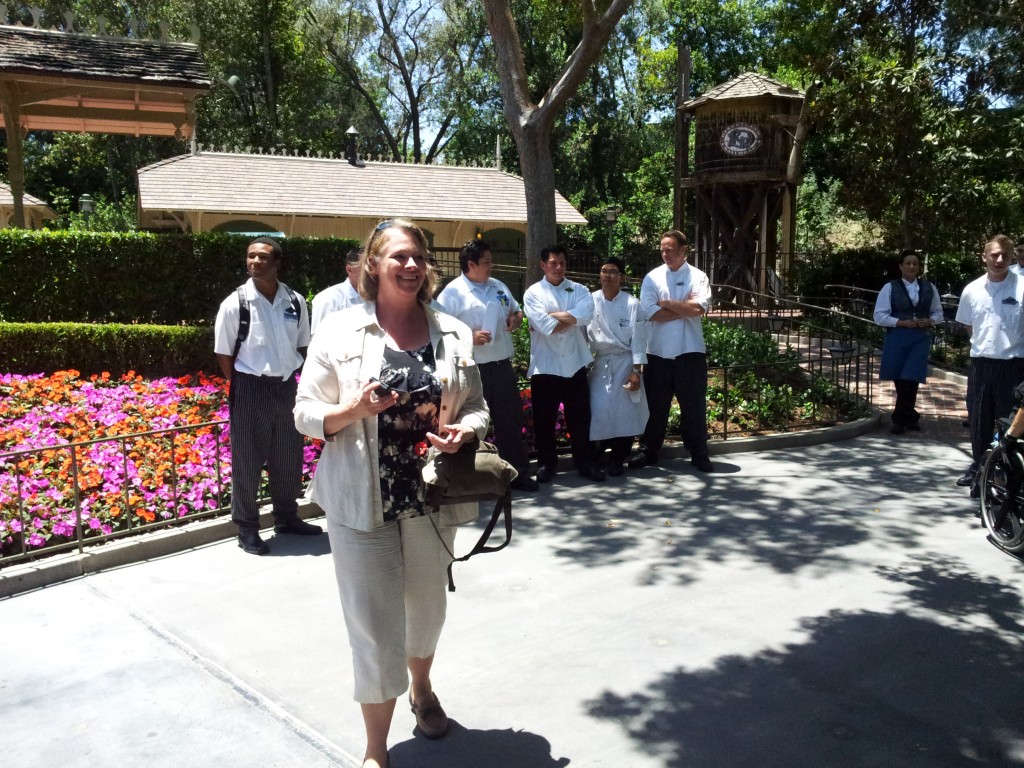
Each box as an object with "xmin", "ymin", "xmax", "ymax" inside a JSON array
[{"xmin": 4, "ymin": 416, "xmax": 1022, "ymax": 767}]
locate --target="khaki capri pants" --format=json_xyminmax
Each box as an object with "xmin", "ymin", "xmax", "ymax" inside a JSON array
[{"xmin": 327, "ymin": 514, "xmax": 455, "ymax": 703}]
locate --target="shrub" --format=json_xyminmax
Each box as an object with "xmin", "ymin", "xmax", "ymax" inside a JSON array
[
  {"xmin": 0, "ymin": 323, "xmax": 216, "ymax": 377},
  {"xmin": 0, "ymin": 229, "xmax": 359, "ymax": 323}
]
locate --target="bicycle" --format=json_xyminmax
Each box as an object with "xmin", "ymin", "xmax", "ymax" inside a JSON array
[{"xmin": 978, "ymin": 416, "xmax": 1024, "ymax": 555}]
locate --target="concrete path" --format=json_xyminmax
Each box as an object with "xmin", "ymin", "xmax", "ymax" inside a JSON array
[{"xmin": 3, "ymin": 430, "xmax": 1023, "ymax": 768}]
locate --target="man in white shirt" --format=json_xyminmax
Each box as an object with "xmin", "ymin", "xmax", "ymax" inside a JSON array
[
  {"xmin": 627, "ymin": 230, "xmax": 714, "ymax": 473},
  {"xmin": 954, "ymin": 235, "xmax": 1024, "ymax": 489},
  {"xmin": 436, "ymin": 240, "xmax": 538, "ymax": 491},
  {"xmin": 523, "ymin": 245, "xmax": 605, "ymax": 483},
  {"xmin": 310, "ymin": 248, "xmax": 364, "ymax": 335},
  {"xmin": 1012, "ymin": 245, "xmax": 1024, "ymax": 277},
  {"xmin": 586, "ymin": 256, "xmax": 649, "ymax": 476},
  {"xmin": 214, "ymin": 237, "xmax": 321, "ymax": 555}
]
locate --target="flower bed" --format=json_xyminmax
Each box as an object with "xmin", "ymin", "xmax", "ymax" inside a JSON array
[{"xmin": 0, "ymin": 371, "xmax": 322, "ymax": 559}]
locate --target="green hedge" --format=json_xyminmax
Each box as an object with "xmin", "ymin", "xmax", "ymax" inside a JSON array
[
  {"xmin": 0, "ymin": 323, "xmax": 217, "ymax": 377},
  {"xmin": 0, "ymin": 230, "xmax": 360, "ymax": 324}
]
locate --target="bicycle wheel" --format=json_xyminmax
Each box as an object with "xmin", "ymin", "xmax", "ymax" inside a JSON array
[{"xmin": 979, "ymin": 446, "xmax": 1024, "ymax": 553}]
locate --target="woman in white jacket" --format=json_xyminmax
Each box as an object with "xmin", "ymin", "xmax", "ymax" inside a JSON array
[{"xmin": 294, "ymin": 219, "xmax": 488, "ymax": 768}]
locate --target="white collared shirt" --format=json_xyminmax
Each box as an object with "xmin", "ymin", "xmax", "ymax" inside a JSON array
[
  {"xmin": 214, "ymin": 279, "xmax": 310, "ymax": 379},
  {"xmin": 436, "ymin": 273, "xmax": 521, "ymax": 364},
  {"xmin": 523, "ymin": 277, "xmax": 594, "ymax": 377},
  {"xmin": 955, "ymin": 272, "xmax": 1024, "ymax": 359},
  {"xmin": 639, "ymin": 261, "xmax": 710, "ymax": 358},
  {"xmin": 311, "ymin": 279, "xmax": 363, "ymax": 335}
]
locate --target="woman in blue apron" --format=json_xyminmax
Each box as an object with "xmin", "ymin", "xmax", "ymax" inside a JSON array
[{"xmin": 873, "ymin": 250, "xmax": 944, "ymax": 434}]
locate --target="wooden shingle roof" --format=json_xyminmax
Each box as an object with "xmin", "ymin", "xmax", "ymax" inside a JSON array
[
  {"xmin": 683, "ymin": 73, "xmax": 804, "ymax": 110},
  {"xmin": 0, "ymin": 181, "xmax": 53, "ymax": 210},
  {"xmin": 0, "ymin": 25, "xmax": 209, "ymax": 88},
  {"xmin": 137, "ymin": 152, "xmax": 588, "ymax": 224}
]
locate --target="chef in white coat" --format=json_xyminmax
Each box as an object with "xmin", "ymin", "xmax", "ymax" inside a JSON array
[{"xmin": 586, "ymin": 256, "xmax": 649, "ymax": 476}]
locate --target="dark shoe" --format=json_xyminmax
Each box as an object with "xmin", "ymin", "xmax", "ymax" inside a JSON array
[
  {"xmin": 690, "ymin": 454, "xmax": 714, "ymax": 473},
  {"xmin": 274, "ymin": 517, "xmax": 323, "ymax": 536},
  {"xmin": 237, "ymin": 530, "xmax": 269, "ymax": 555},
  {"xmin": 626, "ymin": 452, "xmax": 657, "ymax": 469},
  {"xmin": 410, "ymin": 692, "xmax": 449, "ymax": 739},
  {"xmin": 906, "ymin": 422, "xmax": 921, "ymax": 431},
  {"xmin": 579, "ymin": 466, "xmax": 606, "ymax": 482},
  {"xmin": 510, "ymin": 475, "xmax": 540, "ymax": 492},
  {"xmin": 607, "ymin": 461, "xmax": 624, "ymax": 477},
  {"xmin": 956, "ymin": 465, "xmax": 979, "ymax": 487},
  {"xmin": 890, "ymin": 423, "xmax": 906, "ymax": 435},
  {"xmin": 536, "ymin": 465, "xmax": 555, "ymax": 484}
]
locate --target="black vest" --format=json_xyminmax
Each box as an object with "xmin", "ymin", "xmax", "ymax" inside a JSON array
[{"xmin": 888, "ymin": 279, "xmax": 934, "ymax": 321}]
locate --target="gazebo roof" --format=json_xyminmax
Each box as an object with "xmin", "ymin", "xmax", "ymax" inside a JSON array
[
  {"xmin": 683, "ymin": 73, "xmax": 804, "ymax": 110},
  {"xmin": 0, "ymin": 25, "xmax": 208, "ymax": 88},
  {"xmin": 137, "ymin": 151, "xmax": 589, "ymax": 225},
  {"xmin": 0, "ymin": 21, "xmax": 209, "ymax": 138}
]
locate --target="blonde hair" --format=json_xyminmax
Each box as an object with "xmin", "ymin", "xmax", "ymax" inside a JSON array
[
  {"xmin": 985, "ymin": 234, "xmax": 1016, "ymax": 255},
  {"xmin": 358, "ymin": 218, "xmax": 437, "ymax": 303}
]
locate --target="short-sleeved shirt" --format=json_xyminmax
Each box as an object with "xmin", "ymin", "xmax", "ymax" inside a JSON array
[
  {"xmin": 955, "ymin": 273, "xmax": 1024, "ymax": 359},
  {"xmin": 436, "ymin": 274, "xmax": 521, "ymax": 364},
  {"xmin": 214, "ymin": 279, "xmax": 310, "ymax": 379}
]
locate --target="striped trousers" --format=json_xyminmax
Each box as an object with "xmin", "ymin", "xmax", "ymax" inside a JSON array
[
  {"xmin": 228, "ymin": 372, "xmax": 304, "ymax": 532},
  {"xmin": 478, "ymin": 358, "xmax": 529, "ymax": 473},
  {"xmin": 966, "ymin": 357, "xmax": 1024, "ymax": 463}
]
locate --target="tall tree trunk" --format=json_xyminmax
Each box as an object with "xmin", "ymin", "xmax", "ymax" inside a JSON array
[
  {"xmin": 482, "ymin": 0, "xmax": 635, "ymax": 286},
  {"xmin": 515, "ymin": 119, "xmax": 557, "ymax": 284}
]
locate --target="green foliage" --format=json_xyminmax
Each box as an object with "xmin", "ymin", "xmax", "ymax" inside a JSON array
[
  {"xmin": 0, "ymin": 230, "xmax": 359, "ymax": 323},
  {"xmin": 703, "ymin": 319, "xmax": 798, "ymax": 368},
  {"xmin": 791, "ymin": 246, "xmax": 981, "ymax": 300},
  {"xmin": 0, "ymin": 322, "xmax": 216, "ymax": 377}
]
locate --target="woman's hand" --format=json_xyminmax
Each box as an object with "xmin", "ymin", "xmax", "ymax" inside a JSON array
[
  {"xmin": 349, "ymin": 380, "xmax": 399, "ymax": 419},
  {"xmin": 426, "ymin": 424, "xmax": 475, "ymax": 454}
]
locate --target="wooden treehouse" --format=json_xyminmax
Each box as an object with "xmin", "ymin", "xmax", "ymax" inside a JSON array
[{"xmin": 679, "ymin": 73, "xmax": 810, "ymax": 303}]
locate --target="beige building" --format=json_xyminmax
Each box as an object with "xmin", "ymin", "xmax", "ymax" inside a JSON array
[
  {"xmin": 0, "ymin": 181, "xmax": 56, "ymax": 228},
  {"xmin": 136, "ymin": 148, "xmax": 587, "ymax": 263}
]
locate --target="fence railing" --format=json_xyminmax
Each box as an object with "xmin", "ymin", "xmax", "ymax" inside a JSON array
[
  {"xmin": 709, "ymin": 289, "xmax": 875, "ymax": 436},
  {"xmin": 0, "ymin": 419, "xmax": 234, "ymax": 568}
]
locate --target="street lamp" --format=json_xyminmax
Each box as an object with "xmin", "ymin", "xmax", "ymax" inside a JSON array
[
  {"xmin": 78, "ymin": 194, "xmax": 94, "ymax": 223},
  {"xmin": 604, "ymin": 205, "xmax": 621, "ymax": 261}
]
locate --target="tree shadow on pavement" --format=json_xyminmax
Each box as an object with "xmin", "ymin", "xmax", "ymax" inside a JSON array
[
  {"xmin": 506, "ymin": 436, "xmax": 979, "ymax": 584},
  {"xmin": 388, "ymin": 722, "xmax": 569, "ymax": 768},
  {"xmin": 585, "ymin": 603, "xmax": 1024, "ymax": 767}
]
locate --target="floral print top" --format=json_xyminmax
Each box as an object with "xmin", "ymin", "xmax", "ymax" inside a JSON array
[{"xmin": 377, "ymin": 342, "xmax": 442, "ymax": 521}]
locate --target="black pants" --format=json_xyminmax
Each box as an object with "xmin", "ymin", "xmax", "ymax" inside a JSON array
[
  {"xmin": 531, "ymin": 366, "xmax": 596, "ymax": 471},
  {"xmin": 228, "ymin": 372, "xmax": 304, "ymax": 532},
  {"xmin": 967, "ymin": 357, "xmax": 1024, "ymax": 464},
  {"xmin": 639, "ymin": 352, "xmax": 709, "ymax": 459},
  {"xmin": 892, "ymin": 379, "xmax": 921, "ymax": 427},
  {"xmin": 479, "ymin": 358, "xmax": 529, "ymax": 473}
]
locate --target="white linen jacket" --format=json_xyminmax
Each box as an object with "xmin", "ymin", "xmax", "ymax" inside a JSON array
[{"xmin": 294, "ymin": 301, "xmax": 490, "ymax": 531}]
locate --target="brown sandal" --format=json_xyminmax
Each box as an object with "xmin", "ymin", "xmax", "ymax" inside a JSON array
[{"xmin": 410, "ymin": 692, "xmax": 449, "ymax": 739}]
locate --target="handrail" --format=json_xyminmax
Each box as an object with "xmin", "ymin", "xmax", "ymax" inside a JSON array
[{"xmin": 1, "ymin": 419, "xmax": 235, "ymax": 568}]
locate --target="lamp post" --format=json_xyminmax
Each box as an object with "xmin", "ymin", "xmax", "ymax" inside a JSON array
[
  {"xmin": 78, "ymin": 193, "xmax": 94, "ymax": 225},
  {"xmin": 604, "ymin": 205, "xmax": 621, "ymax": 261}
]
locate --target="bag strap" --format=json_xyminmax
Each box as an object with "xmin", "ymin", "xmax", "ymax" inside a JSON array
[
  {"xmin": 232, "ymin": 285, "xmax": 250, "ymax": 360},
  {"xmin": 427, "ymin": 489, "xmax": 513, "ymax": 592},
  {"xmin": 233, "ymin": 284, "xmax": 303, "ymax": 360}
]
